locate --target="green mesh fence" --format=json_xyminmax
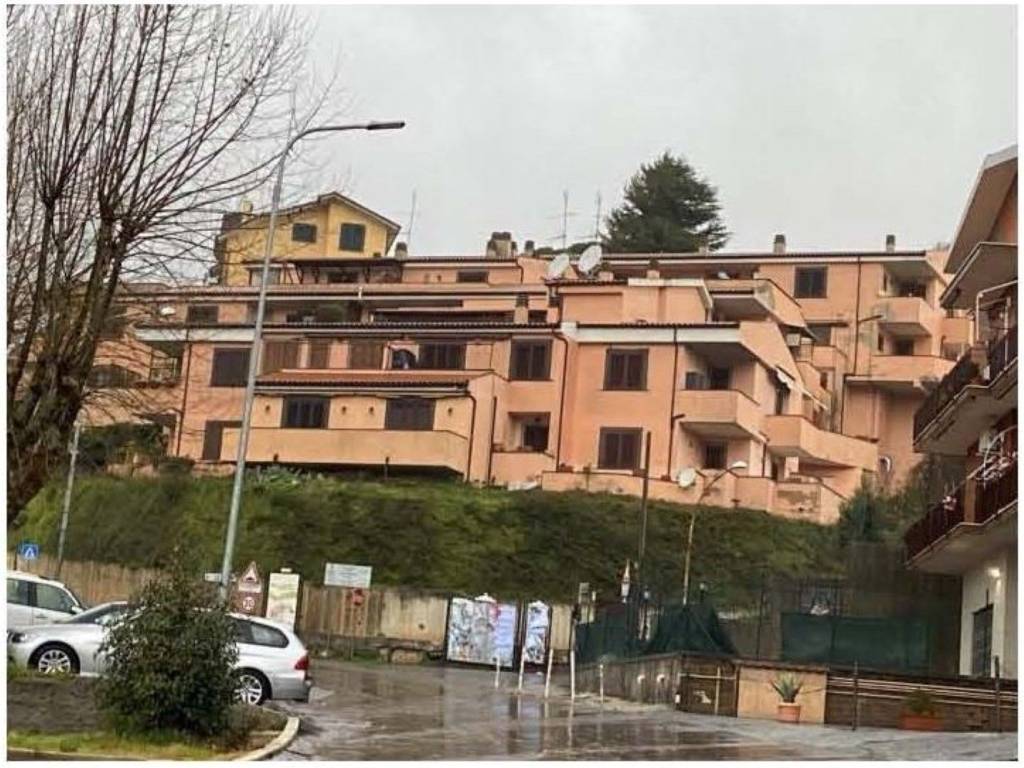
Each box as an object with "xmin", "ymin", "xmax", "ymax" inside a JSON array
[
  {"xmin": 576, "ymin": 602, "xmax": 736, "ymax": 665},
  {"xmin": 781, "ymin": 612, "xmax": 931, "ymax": 673}
]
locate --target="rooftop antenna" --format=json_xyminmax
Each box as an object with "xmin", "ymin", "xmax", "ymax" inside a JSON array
[
  {"xmin": 546, "ymin": 190, "xmax": 577, "ymax": 250},
  {"xmin": 593, "ymin": 191, "xmax": 602, "ymax": 242}
]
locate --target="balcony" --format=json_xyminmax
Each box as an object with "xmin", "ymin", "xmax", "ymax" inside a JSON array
[
  {"xmin": 853, "ymin": 355, "xmax": 954, "ymax": 392},
  {"xmin": 676, "ymin": 389, "xmax": 763, "ymax": 439},
  {"xmin": 764, "ymin": 414, "xmax": 877, "ymax": 470},
  {"xmin": 876, "ymin": 296, "xmax": 942, "ymax": 337},
  {"xmin": 913, "ymin": 328, "xmax": 1017, "ymax": 453},
  {"xmin": 905, "ymin": 458, "xmax": 1017, "ymax": 573},
  {"xmin": 219, "ymin": 427, "xmax": 470, "ymax": 475}
]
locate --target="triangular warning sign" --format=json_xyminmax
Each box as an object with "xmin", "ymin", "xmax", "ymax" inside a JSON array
[{"xmin": 239, "ymin": 561, "xmax": 261, "ymax": 585}]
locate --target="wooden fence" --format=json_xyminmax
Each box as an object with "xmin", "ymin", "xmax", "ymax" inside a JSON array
[{"xmin": 8, "ymin": 555, "xmax": 574, "ymax": 655}]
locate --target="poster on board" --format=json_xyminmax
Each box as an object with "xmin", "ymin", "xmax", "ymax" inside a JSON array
[
  {"xmin": 266, "ymin": 571, "xmax": 301, "ymax": 628},
  {"xmin": 446, "ymin": 595, "xmax": 518, "ymax": 667},
  {"xmin": 523, "ymin": 600, "xmax": 551, "ymax": 665}
]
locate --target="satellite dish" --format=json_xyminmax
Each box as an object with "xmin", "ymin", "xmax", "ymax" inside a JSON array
[
  {"xmin": 577, "ymin": 244, "xmax": 603, "ymax": 276},
  {"xmin": 717, "ymin": 271, "xmax": 730, "ymax": 280},
  {"xmin": 158, "ymin": 305, "xmax": 176, "ymax": 316},
  {"xmin": 547, "ymin": 252, "xmax": 571, "ymax": 280},
  {"xmin": 677, "ymin": 467, "xmax": 697, "ymax": 489}
]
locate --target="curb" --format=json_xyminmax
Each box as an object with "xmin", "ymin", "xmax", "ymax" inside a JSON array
[
  {"xmin": 235, "ymin": 716, "xmax": 300, "ymax": 761},
  {"xmin": 5, "ymin": 716, "xmax": 300, "ymax": 762}
]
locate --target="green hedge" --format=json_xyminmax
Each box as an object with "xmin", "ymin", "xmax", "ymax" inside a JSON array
[{"xmin": 16, "ymin": 473, "xmax": 842, "ymax": 605}]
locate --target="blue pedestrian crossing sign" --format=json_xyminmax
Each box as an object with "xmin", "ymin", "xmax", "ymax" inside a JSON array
[{"xmin": 17, "ymin": 542, "xmax": 39, "ymax": 561}]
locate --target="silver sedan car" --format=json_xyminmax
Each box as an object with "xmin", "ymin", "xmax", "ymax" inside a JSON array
[{"xmin": 7, "ymin": 602, "xmax": 311, "ymax": 705}]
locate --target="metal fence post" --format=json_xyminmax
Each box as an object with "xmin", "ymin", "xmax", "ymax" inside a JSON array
[
  {"xmin": 714, "ymin": 666, "xmax": 722, "ymax": 716},
  {"xmin": 994, "ymin": 655, "xmax": 1002, "ymax": 733},
  {"xmin": 852, "ymin": 661, "xmax": 859, "ymax": 731}
]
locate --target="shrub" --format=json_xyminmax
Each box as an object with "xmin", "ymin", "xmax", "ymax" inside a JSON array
[
  {"xmin": 903, "ymin": 688, "xmax": 937, "ymax": 716},
  {"xmin": 98, "ymin": 554, "xmax": 239, "ymax": 737},
  {"xmin": 771, "ymin": 673, "xmax": 803, "ymax": 703}
]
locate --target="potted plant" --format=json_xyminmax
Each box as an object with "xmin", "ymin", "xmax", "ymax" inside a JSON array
[
  {"xmin": 771, "ymin": 673, "xmax": 804, "ymax": 723},
  {"xmin": 900, "ymin": 689, "xmax": 942, "ymax": 731}
]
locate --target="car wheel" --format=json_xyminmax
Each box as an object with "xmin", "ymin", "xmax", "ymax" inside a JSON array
[
  {"xmin": 32, "ymin": 643, "xmax": 79, "ymax": 675},
  {"xmin": 237, "ymin": 669, "xmax": 270, "ymax": 706}
]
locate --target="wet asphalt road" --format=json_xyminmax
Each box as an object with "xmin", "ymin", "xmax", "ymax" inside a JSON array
[{"xmin": 272, "ymin": 660, "xmax": 815, "ymax": 761}]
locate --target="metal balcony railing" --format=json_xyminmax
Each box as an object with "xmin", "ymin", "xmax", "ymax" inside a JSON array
[
  {"xmin": 987, "ymin": 325, "xmax": 1017, "ymax": 383},
  {"xmin": 904, "ymin": 485, "xmax": 965, "ymax": 561},
  {"xmin": 976, "ymin": 457, "xmax": 1018, "ymax": 525},
  {"xmin": 912, "ymin": 350, "xmax": 981, "ymax": 440}
]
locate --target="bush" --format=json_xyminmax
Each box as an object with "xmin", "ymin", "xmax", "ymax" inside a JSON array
[{"xmin": 98, "ymin": 555, "xmax": 239, "ymax": 737}]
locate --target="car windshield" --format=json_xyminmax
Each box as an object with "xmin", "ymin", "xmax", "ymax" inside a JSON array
[{"xmin": 67, "ymin": 603, "xmax": 126, "ymax": 625}]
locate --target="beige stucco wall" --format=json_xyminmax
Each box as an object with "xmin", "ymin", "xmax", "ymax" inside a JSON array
[{"xmin": 737, "ymin": 664, "xmax": 828, "ymax": 724}]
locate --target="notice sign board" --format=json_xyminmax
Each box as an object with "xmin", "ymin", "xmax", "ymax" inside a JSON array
[
  {"xmin": 324, "ymin": 562, "xmax": 372, "ymax": 589},
  {"xmin": 523, "ymin": 601, "xmax": 551, "ymax": 665},
  {"xmin": 266, "ymin": 572, "xmax": 301, "ymax": 628},
  {"xmin": 445, "ymin": 596, "xmax": 518, "ymax": 668}
]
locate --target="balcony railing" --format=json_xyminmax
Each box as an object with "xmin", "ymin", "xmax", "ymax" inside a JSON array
[
  {"xmin": 987, "ymin": 325, "xmax": 1017, "ymax": 383},
  {"xmin": 905, "ymin": 455, "xmax": 1017, "ymax": 561},
  {"xmin": 912, "ymin": 350, "xmax": 981, "ymax": 440},
  {"xmin": 904, "ymin": 485, "xmax": 965, "ymax": 561}
]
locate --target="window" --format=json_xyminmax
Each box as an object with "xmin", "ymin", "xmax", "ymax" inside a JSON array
[
  {"xmin": 282, "ymin": 397, "xmax": 328, "ymax": 429},
  {"xmin": 457, "ymin": 270, "xmax": 488, "ymax": 283},
  {"xmin": 262, "ymin": 340, "xmax": 300, "ymax": 373},
  {"xmin": 36, "ymin": 584, "xmax": 77, "ymax": 613},
  {"xmin": 598, "ymin": 428, "xmax": 642, "ymax": 470},
  {"xmin": 510, "ymin": 340, "xmax": 552, "ymax": 380},
  {"xmin": 971, "ymin": 605, "xmax": 994, "ymax": 677},
  {"xmin": 349, "ymin": 341, "xmax": 385, "ymax": 369},
  {"xmin": 894, "ymin": 339, "xmax": 915, "ymax": 357},
  {"xmin": 308, "ymin": 340, "xmax": 331, "ymax": 369},
  {"xmin": 88, "ymin": 364, "xmax": 139, "ymax": 389},
  {"xmin": 418, "ymin": 343, "xmax": 465, "ymax": 370},
  {"xmin": 292, "ymin": 222, "xmax": 317, "ymax": 243},
  {"xmin": 807, "ymin": 324, "xmax": 832, "ymax": 345},
  {"xmin": 248, "ymin": 267, "xmax": 281, "ymax": 286},
  {"xmin": 794, "ymin": 267, "xmax": 828, "ymax": 298},
  {"xmin": 897, "ymin": 282, "xmax": 927, "ymax": 299},
  {"xmin": 390, "ymin": 349, "xmax": 416, "ymax": 370},
  {"xmin": 684, "ymin": 371, "xmax": 707, "ymax": 390},
  {"xmin": 201, "ymin": 420, "xmax": 241, "ymax": 461},
  {"xmin": 704, "ymin": 443, "xmax": 727, "ymax": 470},
  {"xmin": 186, "ymin": 304, "xmax": 219, "ymax": 324},
  {"xmin": 210, "ymin": 348, "xmax": 250, "ymax": 387},
  {"xmin": 604, "ymin": 349, "xmax": 648, "ymax": 390},
  {"xmin": 877, "ymin": 334, "xmax": 885, "ymax": 353},
  {"xmin": 385, "ymin": 398, "xmax": 435, "ymax": 431},
  {"xmin": 7, "ymin": 578, "xmax": 29, "ymax": 606},
  {"xmin": 522, "ymin": 421, "xmax": 550, "ymax": 452},
  {"xmin": 248, "ymin": 621, "xmax": 289, "ymax": 648},
  {"xmin": 708, "ymin": 367, "xmax": 731, "ymax": 390},
  {"xmin": 339, "ymin": 223, "xmax": 366, "ymax": 251}
]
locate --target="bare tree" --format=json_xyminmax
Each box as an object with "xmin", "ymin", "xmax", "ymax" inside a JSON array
[{"xmin": 7, "ymin": 5, "xmax": 333, "ymax": 523}]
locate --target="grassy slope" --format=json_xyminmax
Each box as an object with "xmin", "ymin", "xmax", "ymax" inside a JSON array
[{"xmin": 17, "ymin": 473, "xmax": 843, "ymax": 606}]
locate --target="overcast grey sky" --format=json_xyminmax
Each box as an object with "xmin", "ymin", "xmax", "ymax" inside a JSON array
[{"xmin": 299, "ymin": 4, "xmax": 1016, "ymax": 255}]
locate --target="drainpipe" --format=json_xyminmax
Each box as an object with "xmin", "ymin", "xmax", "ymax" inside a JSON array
[
  {"xmin": 554, "ymin": 332, "xmax": 570, "ymax": 469},
  {"xmin": 486, "ymin": 394, "xmax": 497, "ymax": 485},
  {"xmin": 840, "ymin": 255, "xmax": 864, "ymax": 434},
  {"xmin": 465, "ymin": 390, "xmax": 477, "ymax": 483},
  {"xmin": 665, "ymin": 328, "xmax": 680, "ymax": 477},
  {"xmin": 175, "ymin": 328, "xmax": 193, "ymax": 456}
]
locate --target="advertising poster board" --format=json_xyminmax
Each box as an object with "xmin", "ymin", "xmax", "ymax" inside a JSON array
[
  {"xmin": 324, "ymin": 562, "xmax": 372, "ymax": 588},
  {"xmin": 445, "ymin": 596, "xmax": 518, "ymax": 667},
  {"xmin": 523, "ymin": 600, "xmax": 551, "ymax": 665},
  {"xmin": 266, "ymin": 571, "xmax": 301, "ymax": 628}
]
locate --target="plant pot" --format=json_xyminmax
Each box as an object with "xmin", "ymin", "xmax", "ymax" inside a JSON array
[
  {"xmin": 777, "ymin": 702, "xmax": 801, "ymax": 723},
  {"xmin": 899, "ymin": 713, "xmax": 943, "ymax": 731}
]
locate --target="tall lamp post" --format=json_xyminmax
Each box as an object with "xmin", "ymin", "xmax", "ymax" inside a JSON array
[
  {"xmin": 218, "ymin": 120, "xmax": 405, "ymax": 599},
  {"xmin": 681, "ymin": 460, "xmax": 747, "ymax": 605}
]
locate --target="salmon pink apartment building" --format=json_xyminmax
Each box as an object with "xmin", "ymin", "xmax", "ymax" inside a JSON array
[{"xmin": 85, "ymin": 187, "xmax": 977, "ymax": 525}]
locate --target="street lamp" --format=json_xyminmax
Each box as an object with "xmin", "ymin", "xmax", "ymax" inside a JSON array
[
  {"xmin": 681, "ymin": 460, "xmax": 747, "ymax": 605},
  {"xmin": 218, "ymin": 120, "xmax": 405, "ymax": 599}
]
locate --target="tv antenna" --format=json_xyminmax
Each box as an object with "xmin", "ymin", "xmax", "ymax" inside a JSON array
[
  {"xmin": 577, "ymin": 243, "xmax": 603, "ymax": 276},
  {"xmin": 593, "ymin": 191, "xmax": 602, "ymax": 242},
  {"xmin": 546, "ymin": 252, "xmax": 571, "ymax": 281},
  {"xmin": 404, "ymin": 190, "xmax": 417, "ymax": 251},
  {"xmin": 546, "ymin": 190, "xmax": 577, "ymax": 250}
]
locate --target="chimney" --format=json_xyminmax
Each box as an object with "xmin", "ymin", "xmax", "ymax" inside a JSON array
[
  {"xmin": 773, "ymin": 234, "xmax": 786, "ymax": 254},
  {"xmin": 239, "ymin": 199, "xmax": 254, "ymax": 215},
  {"xmin": 885, "ymin": 234, "xmax": 896, "ymax": 253},
  {"xmin": 524, "ymin": 240, "xmax": 535, "ymax": 257},
  {"xmin": 394, "ymin": 241, "xmax": 408, "ymax": 259},
  {"xmin": 485, "ymin": 236, "xmax": 498, "ymax": 259},
  {"xmin": 489, "ymin": 231, "xmax": 513, "ymax": 260},
  {"xmin": 513, "ymin": 293, "xmax": 529, "ymax": 324}
]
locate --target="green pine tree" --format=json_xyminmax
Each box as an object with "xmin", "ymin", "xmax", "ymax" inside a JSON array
[{"xmin": 603, "ymin": 152, "xmax": 729, "ymax": 253}]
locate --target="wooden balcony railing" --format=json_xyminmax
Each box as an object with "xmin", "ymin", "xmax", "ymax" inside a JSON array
[
  {"xmin": 987, "ymin": 325, "xmax": 1017, "ymax": 383},
  {"xmin": 912, "ymin": 350, "xmax": 981, "ymax": 440}
]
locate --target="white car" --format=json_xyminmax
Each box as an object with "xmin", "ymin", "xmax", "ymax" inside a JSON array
[
  {"xmin": 7, "ymin": 601, "xmax": 312, "ymax": 705},
  {"xmin": 7, "ymin": 570, "xmax": 85, "ymax": 627}
]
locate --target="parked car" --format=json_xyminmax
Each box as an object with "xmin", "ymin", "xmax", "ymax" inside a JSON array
[
  {"xmin": 6, "ymin": 570, "xmax": 85, "ymax": 628},
  {"xmin": 6, "ymin": 601, "xmax": 311, "ymax": 705}
]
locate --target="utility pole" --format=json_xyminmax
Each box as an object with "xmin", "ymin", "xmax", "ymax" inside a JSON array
[
  {"xmin": 405, "ymin": 189, "xmax": 417, "ymax": 251},
  {"xmin": 55, "ymin": 422, "xmax": 82, "ymax": 579}
]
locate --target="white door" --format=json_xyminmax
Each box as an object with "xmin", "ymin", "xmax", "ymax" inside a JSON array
[
  {"xmin": 7, "ymin": 578, "xmax": 33, "ymax": 629},
  {"xmin": 31, "ymin": 583, "xmax": 79, "ymax": 625}
]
